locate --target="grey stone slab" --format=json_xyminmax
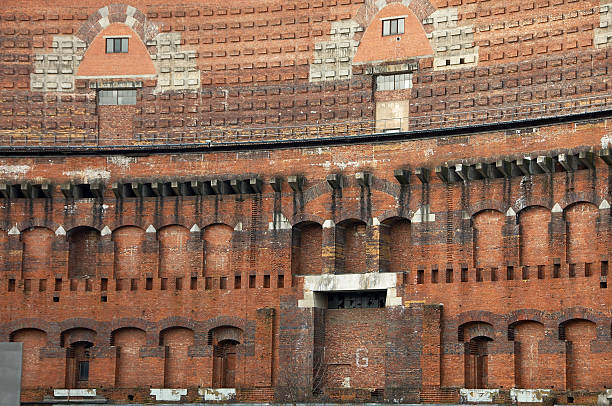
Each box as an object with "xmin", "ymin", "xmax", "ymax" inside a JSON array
[{"xmin": 0, "ymin": 342, "xmax": 22, "ymax": 406}]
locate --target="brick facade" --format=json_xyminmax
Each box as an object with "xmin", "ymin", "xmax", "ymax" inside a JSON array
[{"xmin": 0, "ymin": 0, "xmax": 610, "ymax": 403}]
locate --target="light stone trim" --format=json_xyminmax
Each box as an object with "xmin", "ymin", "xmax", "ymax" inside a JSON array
[
  {"xmin": 310, "ymin": 20, "xmax": 361, "ymax": 82},
  {"xmin": 54, "ymin": 389, "xmax": 97, "ymax": 397},
  {"xmin": 298, "ymin": 272, "xmax": 402, "ymax": 308},
  {"xmin": 150, "ymin": 388, "xmax": 187, "ymax": 401},
  {"xmin": 425, "ymin": 8, "xmax": 479, "ymax": 71}
]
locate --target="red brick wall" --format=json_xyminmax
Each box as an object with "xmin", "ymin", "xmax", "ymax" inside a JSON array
[
  {"xmin": 324, "ymin": 308, "xmax": 386, "ymax": 390},
  {"xmin": 112, "ymin": 226, "xmax": 144, "ymax": 279},
  {"xmin": 513, "ymin": 321, "xmax": 545, "ymax": 389},
  {"xmin": 112, "ymin": 327, "xmax": 147, "ymax": 388},
  {"xmin": 21, "ymin": 227, "xmax": 54, "ymax": 279}
]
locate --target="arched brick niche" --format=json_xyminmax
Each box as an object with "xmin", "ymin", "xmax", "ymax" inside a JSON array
[
  {"xmin": 76, "ymin": 4, "xmax": 155, "ymax": 45},
  {"xmin": 76, "ymin": 23, "xmax": 156, "ymax": 78},
  {"xmin": 353, "ymin": 3, "xmax": 434, "ymax": 64}
]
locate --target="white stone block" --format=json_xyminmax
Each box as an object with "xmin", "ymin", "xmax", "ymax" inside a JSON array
[
  {"xmin": 199, "ymin": 388, "xmax": 237, "ymax": 401},
  {"xmin": 150, "ymin": 388, "xmax": 187, "ymax": 401},
  {"xmin": 54, "ymin": 389, "xmax": 97, "ymax": 397},
  {"xmin": 510, "ymin": 389, "xmax": 551, "ymax": 403},
  {"xmin": 460, "ymin": 388, "xmax": 499, "ymax": 403}
]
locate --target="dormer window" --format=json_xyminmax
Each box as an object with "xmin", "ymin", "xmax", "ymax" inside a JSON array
[
  {"xmin": 382, "ymin": 18, "xmax": 405, "ymax": 36},
  {"xmin": 106, "ymin": 37, "xmax": 129, "ymax": 53}
]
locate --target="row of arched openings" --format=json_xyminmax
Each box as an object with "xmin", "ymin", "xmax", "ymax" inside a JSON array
[
  {"xmin": 1, "ymin": 224, "xmax": 233, "ymax": 279},
  {"xmin": 10, "ymin": 325, "xmax": 242, "ymax": 389},
  {"xmin": 292, "ymin": 202, "xmax": 603, "ymax": 274},
  {"xmin": 460, "ymin": 318, "xmax": 605, "ymax": 390}
]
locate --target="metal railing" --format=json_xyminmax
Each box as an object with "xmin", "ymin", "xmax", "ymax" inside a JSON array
[{"xmin": 0, "ymin": 94, "xmax": 611, "ymax": 148}]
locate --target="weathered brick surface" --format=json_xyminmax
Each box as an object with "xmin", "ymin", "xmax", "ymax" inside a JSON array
[{"xmin": 0, "ymin": 0, "xmax": 611, "ymax": 403}]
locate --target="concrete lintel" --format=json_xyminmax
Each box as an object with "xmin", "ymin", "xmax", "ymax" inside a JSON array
[
  {"xmin": 249, "ymin": 177, "xmax": 263, "ymax": 193},
  {"xmin": 454, "ymin": 164, "xmax": 469, "ymax": 183},
  {"xmin": 515, "ymin": 157, "xmax": 531, "ymax": 176},
  {"xmin": 60, "ymin": 183, "xmax": 73, "ymax": 198},
  {"xmin": 578, "ymin": 150, "xmax": 594, "ymax": 169},
  {"xmin": 326, "ymin": 173, "xmax": 342, "ymax": 190},
  {"xmin": 536, "ymin": 156, "xmax": 553, "ymax": 173},
  {"xmin": 288, "ymin": 175, "xmax": 304, "ymax": 192},
  {"xmin": 415, "ymin": 167, "xmax": 429, "ymax": 183},
  {"xmin": 474, "ymin": 162, "xmax": 490, "ymax": 179},
  {"xmin": 435, "ymin": 166, "xmax": 449, "ymax": 183},
  {"xmin": 170, "ymin": 181, "xmax": 181, "ymax": 195},
  {"xmin": 558, "ymin": 153, "xmax": 577, "ymax": 172},
  {"xmin": 269, "ymin": 176, "xmax": 283, "ymax": 192},
  {"xmin": 356, "ymin": 172, "xmax": 371, "ymax": 187},
  {"xmin": 599, "ymin": 148, "xmax": 612, "ymax": 166},
  {"xmin": 303, "ymin": 272, "xmax": 398, "ymax": 292},
  {"xmin": 199, "ymin": 388, "xmax": 236, "ymax": 401},
  {"xmin": 393, "ymin": 169, "xmax": 410, "ymax": 185},
  {"xmin": 495, "ymin": 160, "xmax": 512, "ymax": 177},
  {"xmin": 229, "ymin": 179, "xmax": 242, "ymax": 194},
  {"xmin": 20, "ymin": 183, "xmax": 32, "ymax": 198},
  {"xmin": 211, "ymin": 179, "xmax": 230, "ymax": 195},
  {"xmin": 195, "ymin": 180, "xmax": 214, "ymax": 196}
]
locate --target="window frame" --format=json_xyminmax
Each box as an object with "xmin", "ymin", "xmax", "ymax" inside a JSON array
[
  {"xmin": 78, "ymin": 361, "xmax": 89, "ymax": 381},
  {"xmin": 375, "ymin": 73, "xmax": 413, "ymax": 91},
  {"xmin": 105, "ymin": 37, "xmax": 129, "ymax": 54},
  {"xmin": 382, "ymin": 17, "xmax": 405, "ymax": 36},
  {"xmin": 97, "ymin": 89, "xmax": 137, "ymax": 106}
]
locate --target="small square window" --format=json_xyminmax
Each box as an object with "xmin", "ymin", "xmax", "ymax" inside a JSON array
[
  {"xmin": 382, "ymin": 18, "xmax": 405, "ymax": 36},
  {"xmin": 106, "ymin": 37, "xmax": 128, "ymax": 53}
]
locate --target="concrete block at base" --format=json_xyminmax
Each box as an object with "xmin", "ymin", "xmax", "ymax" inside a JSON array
[
  {"xmin": 510, "ymin": 389, "xmax": 551, "ymax": 403},
  {"xmin": 150, "ymin": 388, "xmax": 187, "ymax": 401},
  {"xmin": 53, "ymin": 389, "xmax": 97, "ymax": 397},
  {"xmin": 199, "ymin": 387, "xmax": 237, "ymax": 401},
  {"xmin": 460, "ymin": 388, "xmax": 499, "ymax": 403},
  {"xmin": 0, "ymin": 342, "xmax": 22, "ymax": 406}
]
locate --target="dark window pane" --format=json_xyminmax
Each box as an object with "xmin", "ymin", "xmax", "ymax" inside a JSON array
[
  {"xmin": 114, "ymin": 38, "xmax": 121, "ymax": 53},
  {"xmin": 106, "ymin": 38, "xmax": 113, "ymax": 53},
  {"xmin": 78, "ymin": 361, "xmax": 89, "ymax": 381}
]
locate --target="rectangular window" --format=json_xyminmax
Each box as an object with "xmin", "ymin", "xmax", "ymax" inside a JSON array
[
  {"xmin": 382, "ymin": 18, "xmax": 404, "ymax": 36},
  {"xmin": 78, "ymin": 361, "xmax": 89, "ymax": 381},
  {"xmin": 98, "ymin": 89, "xmax": 137, "ymax": 106},
  {"xmin": 376, "ymin": 73, "xmax": 412, "ymax": 91},
  {"xmin": 106, "ymin": 37, "xmax": 128, "ymax": 53}
]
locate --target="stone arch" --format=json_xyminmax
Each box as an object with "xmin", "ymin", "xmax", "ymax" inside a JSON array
[
  {"xmin": 76, "ymin": 4, "xmax": 155, "ymax": 45},
  {"xmin": 335, "ymin": 218, "xmax": 368, "ymax": 274},
  {"xmin": 514, "ymin": 198, "xmax": 552, "ymax": 215},
  {"xmin": 289, "ymin": 213, "xmax": 325, "ymax": 227},
  {"xmin": 156, "ymin": 317, "xmax": 197, "ymax": 338},
  {"xmin": 209, "ymin": 326, "xmax": 243, "ymax": 389},
  {"xmin": 10, "ymin": 328, "xmax": 48, "ymax": 389},
  {"xmin": 292, "ymin": 221, "xmax": 323, "ymax": 275},
  {"xmin": 563, "ymin": 201, "xmax": 599, "ymax": 265},
  {"xmin": 508, "ymin": 320, "xmax": 545, "ymax": 389},
  {"xmin": 203, "ymin": 223, "xmax": 233, "ymax": 277},
  {"xmin": 160, "ymin": 326, "xmax": 195, "ymax": 388},
  {"xmin": 16, "ymin": 219, "xmax": 62, "ymax": 233},
  {"xmin": 157, "ymin": 224, "xmax": 191, "ymax": 278},
  {"xmin": 111, "ymin": 225, "xmax": 145, "ymax": 280},
  {"xmin": 468, "ymin": 201, "xmax": 507, "ymax": 218},
  {"xmin": 352, "ymin": 0, "xmax": 436, "ymax": 30},
  {"xmin": 517, "ymin": 206, "xmax": 551, "ymax": 267},
  {"xmin": 60, "ymin": 328, "xmax": 97, "ymax": 348},
  {"xmin": 67, "ymin": 226, "xmax": 101, "ymax": 279},
  {"xmin": 380, "ymin": 216, "xmax": 412, "ymax": 273},
  {"xmin": 111, "ymin": 327, "xmax": 147, "ymax": 388},
  {"xmin": 21, "ymin": 226, "xmax": 55, "ymax": 279},
  {"xmin": 459, "ymin": 322, "xmax": 494, "ymax": 389}
]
